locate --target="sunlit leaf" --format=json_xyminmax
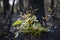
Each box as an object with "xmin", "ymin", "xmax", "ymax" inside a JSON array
[
  {"xmin": 32, "ymin": 15, "xmax": 36, "ymax": 20},
  {"xmin": 12, "ymin": 20, "xmax": 23, "ymax": 26},
  {"xmin": 33, "ymin": 23, "xmax": 42, "ymax": 29},
  {"xmin": 23, "ymin": 22, "xmax": 29, "ymax": 27},
  {"xmin": 43, "ymin": 28, "xmax": 48, "ymax": 32},
  {"xmin": 15, "ymin": 32, "xmax": 19, "ymax": 38}
]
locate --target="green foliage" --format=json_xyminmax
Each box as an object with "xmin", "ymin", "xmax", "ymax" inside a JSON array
[
  {"xmin": 12, "ymin": 13, "xmax": 48, "ymax": 37},
  {"xmin": 12, "ymin": 20, "xmax": 23, "ymax": 26}
]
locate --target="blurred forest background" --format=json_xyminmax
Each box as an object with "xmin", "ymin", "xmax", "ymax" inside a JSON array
[{"xmin": 0, "ymin": 0, "xmax": 60, "ymax": 40}]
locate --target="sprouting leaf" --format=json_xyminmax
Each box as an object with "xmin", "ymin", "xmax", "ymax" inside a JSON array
[
  {"xmin": 48, "ymin": 7, "xmax": 52, "ymax": 12},
  {"xmin": 43, "ymin": 28, "xmax": 48, "ymax": 32},
  {"xmin": 34, "ymin": 30, "xmax": 40, "ymax": 36},
  {"xmin": 32, "ymin": 15, "xmax": 36, "ymax": 20},
  {"xmin": 26, "ymin": 18, "xmax": 30, "ymax": 21},
  {"xmin": 38, "ymin": 27, "xmax": 44, "ymax": 31},
  {"xmin": 23, "ymin": 22, "xmax": 29, "ymax": 27},
  {"xmin": 33, "ymin": 23, "xmax": 42, "ymax": 29},
  {"xmin": 15, "ymin": 32, "xmax": 19, "ymax": 38},
  {"xmin": 24, "ymin": 27, "xmax": 33, "ymax": 31},
  {"xmin": 12, "ymin": 20, "xmax": 23, "ymax": 26}
]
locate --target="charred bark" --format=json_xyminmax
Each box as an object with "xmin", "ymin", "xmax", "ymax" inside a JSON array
[
  {"xmin": 3, "ymin": 0, "xmax": 10, "ymax": 18},
  {"xmin": 51, "ymin": 0, "xmax": 54, "ymax": 13},
  {"xmin": 31, "ymin": 0, "xmax": 45, "ymax": 22},
  {"xmin": 19, "ymin": 0, "xmax": 24, "ymax": 14}
]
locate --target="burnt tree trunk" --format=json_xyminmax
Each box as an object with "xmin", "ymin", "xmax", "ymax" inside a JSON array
[
  {"xmin": 19, "ymin": 0, "xmax": 24, "ymax": 14},
  {"xmin": 3, "ymin": 0, "xmax": 10, "ymax": 18},
  {"xmin": 31, "ymin": 0, "xmax": 45, "ymax": 22},
  {"xmin": 51, "ymin": 0, "xmax": 54, "ymax": 13},
  {"xmin": 0, "ymin": 0, "xmax": 10, "ymax": 40}
]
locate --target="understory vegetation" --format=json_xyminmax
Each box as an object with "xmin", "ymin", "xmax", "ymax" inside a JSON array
[{"xmin": 12, "ymin": 13, "xmax": 48, "ymax": 38}]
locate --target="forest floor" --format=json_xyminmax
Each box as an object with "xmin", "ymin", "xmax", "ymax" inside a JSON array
[
  {"xmin": 0, "ymin": 13, "xmax": 60, "ymax": 40},
  {"xmin": 12, "ymin": 13, "xmax": 60, "ymax": 40}
]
